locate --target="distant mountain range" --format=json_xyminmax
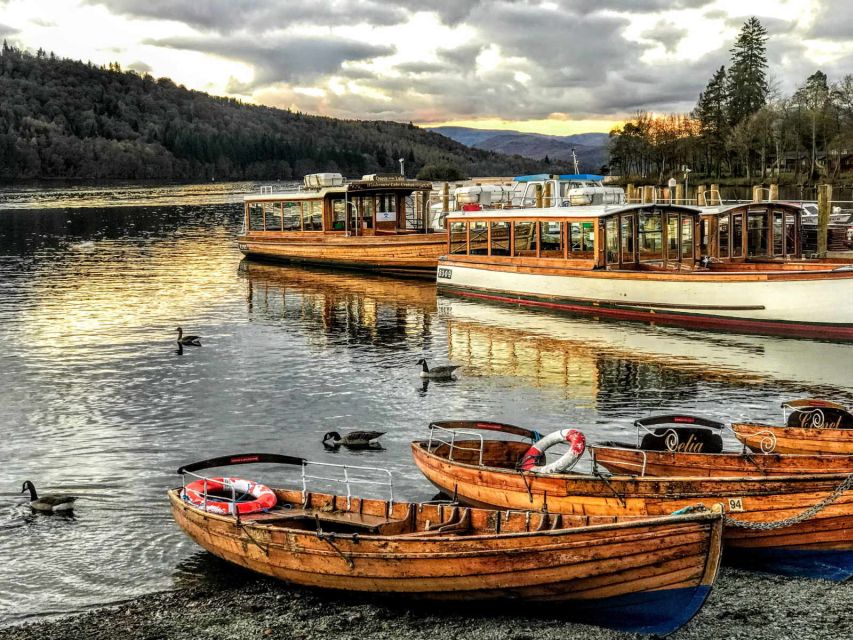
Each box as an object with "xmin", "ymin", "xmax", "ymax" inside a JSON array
[{"xmin": 429, "ymin": 127, "xmax": 611, "ymax": 173}]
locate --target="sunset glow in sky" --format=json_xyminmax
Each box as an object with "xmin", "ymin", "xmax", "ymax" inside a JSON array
[{"xmin": 1, "ymin": 0, "xmax": 851, "ymax": 135}]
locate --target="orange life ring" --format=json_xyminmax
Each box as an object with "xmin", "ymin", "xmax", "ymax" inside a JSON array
[{"xmin": 181, "ymin": 476, "xmax": 277, "ymax": 515}]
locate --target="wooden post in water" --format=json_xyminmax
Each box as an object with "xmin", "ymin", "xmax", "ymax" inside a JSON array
[
  {"xmin": 535, "ymin": 184, "xmax": 543, "ymax": 208},
  {"xmin": 817, "ymin": 183, "xmax": 832, "ymax": 258},
  {"xmin": 442, "ymin": 182, "xmax": 449, "ymax": 213},
  {"xmin": 544, "ymin": 181, "xmax": 553, "ymax": 208},
  {"xmin": 675, "ymin": 184, "xmax": 684, "ymax": 204},
  {"xmin": 697, "ymin": 184, "xmax": 707, "ymax": 206},
  {"xmin": 710, "ymin": 183, "xmax": 719, "ymax": 206},
  {"xmin": 752, "ymin": 185, "xmax": 763, "ymax": 202},
  {"xmin": 769, "ymin": 183, "xmax": 779, "ymax": 201}
]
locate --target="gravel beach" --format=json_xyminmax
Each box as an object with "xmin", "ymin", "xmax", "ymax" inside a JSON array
[{"xmin": 4, "ymin": 566, "xmax": 850, "ymax": 640}]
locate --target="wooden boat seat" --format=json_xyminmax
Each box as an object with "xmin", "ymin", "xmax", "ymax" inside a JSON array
[{"xmin": 241, "ymin": 507, "xmax": 409, "ymax": 534}]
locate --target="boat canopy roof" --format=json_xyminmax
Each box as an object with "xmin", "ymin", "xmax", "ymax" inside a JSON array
[
  {"xmin": 512, "ymin": 173, "xmax": 604, "ymax": 183},
  {"xmin": 446, "ymin": 203, "xmax": 701, "ymax": 221},
  {"xmin": 696, "ymin": 202, "xmax": 805, "ymax": 216},
  {"xmin": 244, "ymin": 175, "xmax": 432, "ymax": 203}
]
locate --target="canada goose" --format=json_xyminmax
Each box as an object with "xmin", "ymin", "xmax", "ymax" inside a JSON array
[
  {"xmin": 322, "ymin": 431, "xmax": 385, "ymax": 450},
  {"xmin": 175, "ymin": 327, "xmax": 201, "ymax": 346},
  {"xmin": 21, "ymin": 481, "xmax": 76, "ymax": 513},
  {"xmin": 416, "ymin": 358, "xmax": 460, "ymax": 380}
]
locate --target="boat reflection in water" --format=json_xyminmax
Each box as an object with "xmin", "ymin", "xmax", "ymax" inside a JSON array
[
  {"xmin": 238, "ymin": 260, "xmax": 437, "ymax": 347},
  {"xmin": 440, "ymin": 295, "xmax": 853, "ymax": 402}
]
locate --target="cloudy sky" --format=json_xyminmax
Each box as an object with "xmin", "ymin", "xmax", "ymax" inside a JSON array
[{"xmin": 0, "ymin": 0, "xmax": 850, "ymax": 134}]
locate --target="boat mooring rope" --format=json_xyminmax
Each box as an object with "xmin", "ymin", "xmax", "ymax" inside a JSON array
[{"xmin": 723, "ymin": 473, "xmax": 853, "ymax": 530}]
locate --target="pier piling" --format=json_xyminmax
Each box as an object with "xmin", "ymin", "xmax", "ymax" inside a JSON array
[{"xmin": 817, "ymin": 184, "xmax": 832, "ymax": 258}]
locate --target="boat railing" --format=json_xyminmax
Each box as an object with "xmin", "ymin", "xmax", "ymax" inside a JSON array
[
  {"xmin": 180, "ymin": 470, "xmax": 243, "ymax": 512},
  {"xmin": 590, "ymin": 446, "xmax": 649, "ymax": 477},
  {"xmin": 301, "ymin": 460, "xmax": 394, "ymax": 508},
  {"xmin": 427, "ymin": 424, "xmax": 484, "ymax": 466}
]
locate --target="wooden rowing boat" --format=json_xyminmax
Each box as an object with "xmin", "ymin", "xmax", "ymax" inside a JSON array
[
  {"xmin": 732, "ymin": 399, "xmax": 853, "ymax": 455},
  {"xmin": 168, "ymin": 453, "xmax": 723, "ymax": 635},
  {"xmin": 587, "ymin": 413, "xmax": 853, "ymax": 477},
  {"xmin": 411, "ymin": 424, "xmax": 853, "ymax": 581}
]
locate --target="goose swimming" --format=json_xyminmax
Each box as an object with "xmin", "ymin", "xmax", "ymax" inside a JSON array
[
  {"xmin": 322, "ymin": 431, "xmax": 385, "ymax": 450},
  {"xmin": 416, "ymin": 358, "xmax": 460, "ymax": 380},
  {"xmin": 175, "ymin": 327, "xmax": 202, "ymax": 346},
  {"xmin": 21, "ymin": 481, "xmax": 76, "ymax": 513}
]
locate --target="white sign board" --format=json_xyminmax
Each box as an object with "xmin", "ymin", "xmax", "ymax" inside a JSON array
[{"xmin": 377, "ymin": 210, "xmax": 396, "ymax": 222}]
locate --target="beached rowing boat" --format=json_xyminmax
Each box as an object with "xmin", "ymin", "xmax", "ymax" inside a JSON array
[{"xmin": 169, "ymin": 452, "xmax": 723, "ymax": 635}]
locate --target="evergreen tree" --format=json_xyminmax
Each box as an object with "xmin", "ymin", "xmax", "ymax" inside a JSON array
[
  {"xmin": 694, "ymin": 66, "xmax": 729, "ymax": 177},
  {"xmin": 727, "ymin": 17, "xmax": 769, "ymax": 126}
]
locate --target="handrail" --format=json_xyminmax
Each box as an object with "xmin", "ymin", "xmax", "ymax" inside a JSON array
[
  {"xmin": 301, "ymin": 460, "xmax": 394, "ymax": 508},
  {"xmin": 427, "ymin": 424, "xmax": 484, "ymax": 466}
]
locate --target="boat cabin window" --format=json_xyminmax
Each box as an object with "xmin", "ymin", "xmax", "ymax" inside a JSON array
[
  {"xmin": 354, "ymin": 196, "xmax": 374, "ymax": 230},
  {"xmin": 248, "ymin": 203, "xmax": 265, "ymax": 231},
  {"xmin": 620, "ymin": 215, "xmax": 635, "ymax": 264},
  {"xmin": 665, "ymin": 214, "xmax": 678, "ymax": 260},
  {"xmin": 514, "ymin": 221, "xmax": 538, "ymax": 256},
  {"xmin": 638, "ymin": 211, "xmax": 662, "ymax": 261},
  {"xmin": 772, "ymin": 211, "xmax": 783, "ymax": 256},
  {"xmin": 569, "ymin": 221, "xmax": 594, "ymax": 254},
  {"xmin": 732, "ymin": 213, "xmax": 743, "ymax": 257},
  {"xmin": 331, "ymin": 198, "xmax": 347, "ymax": 231},
  {"xmin": 305, "ymin": 200, "xmax": 323, "ymax": 231},
  {"xmin": 718, "ymin": 214, "xmax": 730, "ymax": 258},
  {"xmin": 490, "ymin": 221, "xmax": 511, "ymax": 255},
  {"xmin": 539, "ymin": 221, "xmax": 563, "ymax": 257},
  {"xmin": 747, "ymin": 211, "xmax": 768, "ymax": 256},
  {"xmin": 681, "ymin": 216, "xmax": 694, "ymax": 259},
  {"xmin": 785, "ymin": 211, "xmax": 798, "ymax": 256},
  {"xmin": 377, "ymin": 194, "xmax": 396, "ymax": 225},
  {"xmin": 264, "ymin": 202, "xmax": 282, "ymax": 231},
  {"xmin": 283, "ymin": 201, "xmax": 301, "ymax": 231},
  {"xmin": 404, "ymin": 195, "xmax": 421, "ymax": 230},
  {"xmin": 450, "ymin": 222, "xmax": 467, "ymax": 253},
  {"xmin": 470, "ymin": 221, "xmax": 488, "ymax": 255},
  {"xmin": 605, "ymin": 217, "xmax": 618, "ymax": 263}
]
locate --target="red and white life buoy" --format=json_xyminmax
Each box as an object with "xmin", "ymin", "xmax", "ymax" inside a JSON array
[
  {"xmin": 181, "ymin": 477, "xmax": 277, "ymax": 515},
  {"xmin": 520, "ymin": 429, "xmax": 586, "ymax": 474}
]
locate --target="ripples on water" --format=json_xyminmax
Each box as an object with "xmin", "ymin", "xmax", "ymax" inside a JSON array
[{"xmin": 1, "ymin": 182, "xmax": 852, "ymax": 624}]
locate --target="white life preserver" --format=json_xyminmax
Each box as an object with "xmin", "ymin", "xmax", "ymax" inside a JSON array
[
  {"xmin": 181, "ymin": 476, "xmax": 277, "ymax": 515},
  {"xmin": 520, "ymin": 429, "xmax": 586, "ymax": 474}
]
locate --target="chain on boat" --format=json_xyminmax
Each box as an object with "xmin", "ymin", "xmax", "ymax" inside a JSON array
[{"xmin": 722, "ymin": 473, "xmax": 853, "ymax": 530}]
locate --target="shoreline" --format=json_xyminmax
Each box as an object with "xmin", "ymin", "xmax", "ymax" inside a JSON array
[{"xmin": 3, "ymin": 566, "xmax": 849, "ymax": 640}]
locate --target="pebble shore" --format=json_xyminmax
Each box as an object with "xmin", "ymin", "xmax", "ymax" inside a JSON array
[{"xmin": 4, "ymin": 566, "xmax": 850, "ymax": 640}]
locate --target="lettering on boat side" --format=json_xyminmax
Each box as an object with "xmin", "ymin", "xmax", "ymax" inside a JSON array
[
  {"xmin": 230, "ymin": 455, "xmax": 260, "ymax": 464},
  {"xmin": 438, "ymin": 268, "xmax": 452, "ymax": 280},
  {"xmin": 669, "ymin": 433, "xmax": 705, "ymax": 453},
  {"xmin": 238, "ymin": 243, "xmax": 248, "ymax": 251},
  {"xmin": 726, "ymin": 498, "xmax": 745, "ymax": 512}
]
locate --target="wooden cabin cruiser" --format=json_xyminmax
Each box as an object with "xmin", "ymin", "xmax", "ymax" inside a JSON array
[
  {"xmin": 588, "ymin": 414, "xmax": 853, "ymax": 477},
  {"xmin": 733, "ymin": 399, "xmax": 853, "ymax": 455},
  {"xmin": 169, "ymin": 452, "xmax": 723, "ymax": 635},
  {"xmin": 238, "ymin": 173, "xmax": 445, "ymax": 276},
  {"xmin": 436, "ymin": 201, "xmax": 853, "ymax": 339},
  {"xmin": 411, "ymin": 422, "xmax": 853, "ymax": 580}
]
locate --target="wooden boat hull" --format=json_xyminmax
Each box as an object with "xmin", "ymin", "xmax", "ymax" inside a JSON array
[
  {"xmin": 733, "ymin": 422, "xmax": 853, "ymax": 455},
  {"xmin": 436, "ymin": 258, "xmax": 853, "ymax": 339},
  {"xmin": 168, "ymin": 488, "xmax": 722, "ymax": 635},
  {"xmin": 411, "ymin": 441, "xmax": 853, "ymax": 580},
  {"xmin": 237, "ymin": 232, "xmax": 446, "ymax": 275},
  {"xmin": 589, "ymin": 444, "xmax": 853, "ymax": 477}
]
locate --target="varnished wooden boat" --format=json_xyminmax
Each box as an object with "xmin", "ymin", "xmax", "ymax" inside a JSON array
[
  {"xmin": 411, "ymin": 424, "xmax": 853, "ymax": 580},
  {"xmin": 239, "ymin": 174, "xmax": 445, "ymax": 276},
  {"xmin": 588, "ymin": 414, "xmax": 853, "ymax": 477},
  {"xmin": 169, "ymin": 453, "xmax": 723, "ymax": 635},
  {"xmin": 732, "ymin": 399, "xmax": 853, "ymax": 455}
]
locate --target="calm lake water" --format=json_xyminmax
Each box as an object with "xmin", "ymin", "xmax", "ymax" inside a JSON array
[{"xmin": 1, "ymin": 182, "xmax": 852, "ymax": 625}]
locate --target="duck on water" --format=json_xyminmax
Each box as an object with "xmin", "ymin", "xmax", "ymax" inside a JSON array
[{"xmin": 21, "ymin": 481, "xmax": 76, "ymax": 513}]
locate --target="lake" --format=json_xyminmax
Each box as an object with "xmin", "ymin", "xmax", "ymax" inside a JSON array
[{"xmin": 1, "ymin": 182, "xmax": 852, "ymax": 625}]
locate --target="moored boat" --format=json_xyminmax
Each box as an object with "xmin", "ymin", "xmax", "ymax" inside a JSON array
[
  {"xmin": 411, "ymin": 423, "xmax": 853, "ymax": 580},
  {"xmin": 733, "ymin": 399, "xmax": 853, "ymax": 454},
  {"xmin": 587, "ymin": 414, "xmax": 853, "ymax": 477},
  {"xmin": 238, "ymin": 173, "xmax": 445, "ymax": 276},
  {"xmin": 436, "ymin": 201, "xmax": 853, "ymax": 339},
  {"xmin": 169, "ymin": 453, "xmax": 723, "ymax": 635}
]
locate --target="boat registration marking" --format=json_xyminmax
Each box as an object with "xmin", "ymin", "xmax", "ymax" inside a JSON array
[
  {"xmin": 438, "ymin": 268, "xmax": 452, "ymax": 279},
  {"xmin": 726, "ymin": 498, "xmax": 745, "ymax": 512}
]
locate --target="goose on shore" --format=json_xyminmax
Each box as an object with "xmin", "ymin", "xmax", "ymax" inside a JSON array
[
  {"xmin": 416, "ymin": 358, "xmax": 460, "ymax": 380},
  {"xmin": 21, "ymin": 481, "xmax": 76, "ymax": 513},
  {"xmin": 322, "ymin": 431, "xmax": 385, "ymax": 450},
  {"xmin": 175, "ymin": 327, "xmax": 201, "ymax": 346}
]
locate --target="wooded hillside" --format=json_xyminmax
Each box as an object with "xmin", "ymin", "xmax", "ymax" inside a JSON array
[{"xmin": 0, "ymin": 44, "xmax": 565, "ymax": 181}]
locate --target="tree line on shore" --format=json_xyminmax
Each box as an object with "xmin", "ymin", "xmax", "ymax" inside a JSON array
[
  {"xmin": 608, "ymin": 17, "xmax": 853, "ymax": 185},
  {"xmin": 0, "ymin": 43, "xmax": 568, "ymax": 181}
]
